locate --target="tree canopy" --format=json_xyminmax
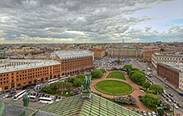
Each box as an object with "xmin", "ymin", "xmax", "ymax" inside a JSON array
[
  {"xmin": 140, "ymin": 93, "xmax": 160, "ymax": 108},
  {"xmin": 143, "ymin": 81, "xmax": 151, "ymax": 91},
  {"xmin": 71, "ymin": 74, "xmax": 85, "ymax": 87},
  {"xmin": 91, "ymin": 69, "xmax": 103, "ymax": 79},
  {"xmin": 130, "ymin": 70, "xmax": 146, "ymax": 85},
  {"xmin": 122, "ymin": 64, "xmax": 133, "ymax": 75},
  {"xmin": 149, "ymin": 84, "xmax": 164, "ymax": 95}
]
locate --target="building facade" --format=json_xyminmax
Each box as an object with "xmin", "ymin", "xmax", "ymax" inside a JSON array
[
  {"xmin": 51, "ymin": 50, "xmax": 94, "ymax": 76},
  {"xmin": 89, "ymin": 48, "xmax": 106, "ymax": 59},
  {"xmin": 157, "ymin": 63, "xmax": 183, "ymax": 90},
  {"xmin": 0, "ymin": 60, "xmax": 61, "ymax": 91},
  {"xmin": 107, "ymin": 48, "xmax": 141, "ymax": 57},
  {"xmin": 152, "ymin": 52, "xmax": 183, "ymax": 68},
  {"xmin": 142, "ymin": 46, "xmax": 160, "ymax": 62}
]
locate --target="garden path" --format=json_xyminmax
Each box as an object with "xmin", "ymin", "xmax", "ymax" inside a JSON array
[{"xmin": 91, "ymin": 71, "xmax": 151, "ymax": 111}]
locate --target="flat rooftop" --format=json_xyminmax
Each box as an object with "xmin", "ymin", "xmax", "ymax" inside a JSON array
[
  {"xmin": 0, "ymin": 59, "xmax": 60, "ymax": 74},
  {"xmin": 52, "ymin": 50, "xmax": 94, "ymax": 59}
]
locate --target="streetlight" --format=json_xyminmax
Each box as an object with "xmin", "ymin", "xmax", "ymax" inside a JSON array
[{"xmin": 172, "ymin": 104, "xmax": 175, "ymax": 116}]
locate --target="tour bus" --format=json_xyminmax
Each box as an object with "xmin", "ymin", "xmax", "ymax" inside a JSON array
[
  {"xmin": 13, "ymin": 90, "xmax": 26, "ymax": 100},
  {"xmin": 39, "ymin": 96, "xmax": 55, "ymax": 104},
  {"xmin": 48, "ymin": 78, "xmax": 59, "ymax": 85},
  {"xmin": 28, "ymin": 95, "xmax": 38, "ymax": 102}
]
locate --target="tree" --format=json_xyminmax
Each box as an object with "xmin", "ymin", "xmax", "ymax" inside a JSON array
[
  {"xmin": 143, "ymin": 81, "xmax": 151, "ymax": 91},
  {"xmin": 149, "ymin": 84, "xmax": 163, "ymax": 95},
  {"xmin": 130, "ymin": 70, "xmax": 146, "ymax": 85},
  {"xmin": 122, "ymin": 64, "xmax": 133, "ymax": 75},
  {"xmin": 140, "ymin": 93, "xmax": 160, "ymax": 108},
  {"xmin": 91, "ymin": 69, "xmax": 103, "ymax": 79},
  {"xmin": 72, "ymin": 74, "xmax": 85, "ymax": 87},
  {"xmin": 100, "ymin": 68, "xmax": 106, "ymax": 73}
]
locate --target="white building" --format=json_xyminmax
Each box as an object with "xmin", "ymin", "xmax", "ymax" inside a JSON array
[{"xmin": 152, "ymin": 52, "xmax": 183, "ymax": 68}]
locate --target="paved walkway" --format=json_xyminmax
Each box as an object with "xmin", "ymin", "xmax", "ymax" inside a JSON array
[{"xmin": 91, "ymin": 71, "xmax": 151, "ymax": 111}]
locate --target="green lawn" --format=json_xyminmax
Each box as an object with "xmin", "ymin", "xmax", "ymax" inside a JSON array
[
  {"xmin": 96, "ymin": 80, "xmax": 133, "ymax": 96},
  {"xmin": 107, "ymin": 70, "xmax": 125, "ymax": 80}
]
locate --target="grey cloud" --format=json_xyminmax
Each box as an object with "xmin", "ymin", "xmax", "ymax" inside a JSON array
[{"xmin": 0, "ymin": 0, "xmax": 176, "ymax": 43}]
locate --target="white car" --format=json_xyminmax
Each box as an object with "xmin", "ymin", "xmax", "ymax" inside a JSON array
[
  {"xmin": 3, "ymin": 94, "xmax": 9, "ymax": 98},
  {"xmin": 174, "ymin": 104, "xmax": 179, "ymax": 109}
]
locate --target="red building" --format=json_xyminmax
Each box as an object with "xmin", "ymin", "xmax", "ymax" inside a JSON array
[
  {"xmin": 157, "ymin": 63, "xmax": 183, "ymax": 90},
  {"xmin": 0, "ymin": 60, "xmax": 61, "ymax": 91},
  {"xmin": 51, "ymin": 50, "xmax": 94, "ymax": 76}
]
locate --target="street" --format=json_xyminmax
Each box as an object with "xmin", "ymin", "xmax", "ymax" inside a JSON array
[{"xmin": 129, "ymin": 59, "xmax": 183, "ymax": 114}]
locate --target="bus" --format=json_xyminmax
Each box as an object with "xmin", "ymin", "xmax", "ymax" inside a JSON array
[
  {"xmin": 39, "ymin": 96, "xmax": 55, "ymax": 104},
  {"xmin": 28, "ymin": 95, "xmax": 38, "ymax": 102},
  {"xmin": 48, "ymin": 78, "xmax": 59, "ymax": 85},
  {"xmin": 13, "ymin": 90, "xmax": 26, "ymax": 100}
]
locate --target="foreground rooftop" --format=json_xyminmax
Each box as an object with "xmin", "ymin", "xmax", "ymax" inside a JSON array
[{"xmin": 39, "ymin": 93, "xmax": 141, "ymax": 116}]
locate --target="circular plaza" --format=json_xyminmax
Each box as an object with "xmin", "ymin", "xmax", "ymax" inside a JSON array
[{"xmin": 95, "ymin": 80, "xmax": 133, "ymax": 96}]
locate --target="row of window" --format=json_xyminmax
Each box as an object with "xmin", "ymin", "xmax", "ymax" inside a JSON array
[
  {"xmin": 0, "ymin": 81, "xmax": 9, "ymax": 85},
  {"xmin": 155, "ymin": 56, "xmax": 183, "ymax": 61},
  {"xmin": 0, "ymin": 67, "xmax": 60, "ymax": 78}
]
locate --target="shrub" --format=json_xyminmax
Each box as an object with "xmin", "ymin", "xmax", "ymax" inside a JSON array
[
  {"xmin": 143, "ymin": 81, "xmax": 151, "ymax": 91},
  {"xmin": 41, "ymin": 81, "xmax": 73, "ymax": 95},
  {"xmin": 130, "ymin": 70, "xmax": 146, "ymax": 85},
  {"xmin": 149, "ymin": 84, "xmax": 163, "ymax": 95},
  {"xmin": 122, "ymin": 64, "xmax": 133, "ymax": 75},
  {"xmin": 72, "ymin": 74, "xmax": 85, "ymax": 87},
  {"xmin": 91, "ymin": 69, "xmax": 103, "ymax": 79},
  {"xmin": 115, "ymin": 95, "xmax": 136, "ymax": 105},
  {"xmin": 140, "ymin": 93, "xmax": 160, "ymax": 108},
  {"xmin": 100, "ymin": 68, "xmax": 106, "ymax": 73}
]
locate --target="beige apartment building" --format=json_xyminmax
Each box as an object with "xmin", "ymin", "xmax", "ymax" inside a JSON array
[{"xmin": 152, "ymin": 52, "xmax": 183, "ymax": 68}]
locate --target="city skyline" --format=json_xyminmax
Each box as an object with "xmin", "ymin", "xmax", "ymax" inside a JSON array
[{"xmin": 0, "ymin": 0, "xmax": 183, "ymax": 43}]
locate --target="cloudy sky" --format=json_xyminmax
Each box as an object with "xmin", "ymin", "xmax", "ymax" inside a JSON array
[{"xmin": 0, "ymin": 0, "xmax": 183, "ymax": 43}]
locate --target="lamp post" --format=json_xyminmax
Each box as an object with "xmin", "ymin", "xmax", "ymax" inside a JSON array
[{"xmin": 172, "ymin": 104, "xmax": 175, "ymax": 116}]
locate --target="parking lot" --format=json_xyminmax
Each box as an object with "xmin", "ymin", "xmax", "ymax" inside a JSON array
[
  {"xmin": 0, "ymin": 79, "xmax": 65, "ymax": 111},
  {"xmin": 94, "ymin": 56, "xmax": 133, "ymax": 70}
]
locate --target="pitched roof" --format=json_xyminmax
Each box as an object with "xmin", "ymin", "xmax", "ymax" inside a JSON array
[{"xmin": 40, "ymin": 94, "xmax": 141, "ymax": 116}]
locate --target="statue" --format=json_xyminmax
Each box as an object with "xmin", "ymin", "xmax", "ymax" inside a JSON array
[
  {"xmin": 0, "ymin": 101, "xmax": 5, "ymax": 116},
  {"xmin": 20, "ymin": 93, "xmax": 29, "ymax": 116},
  {"xmin": 81, "ymin": 73, "xmax": 91, "ymax": 99},
  {"xmin": 23, "ymin": 93, "xmax": 29, "ymax": 107}
]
